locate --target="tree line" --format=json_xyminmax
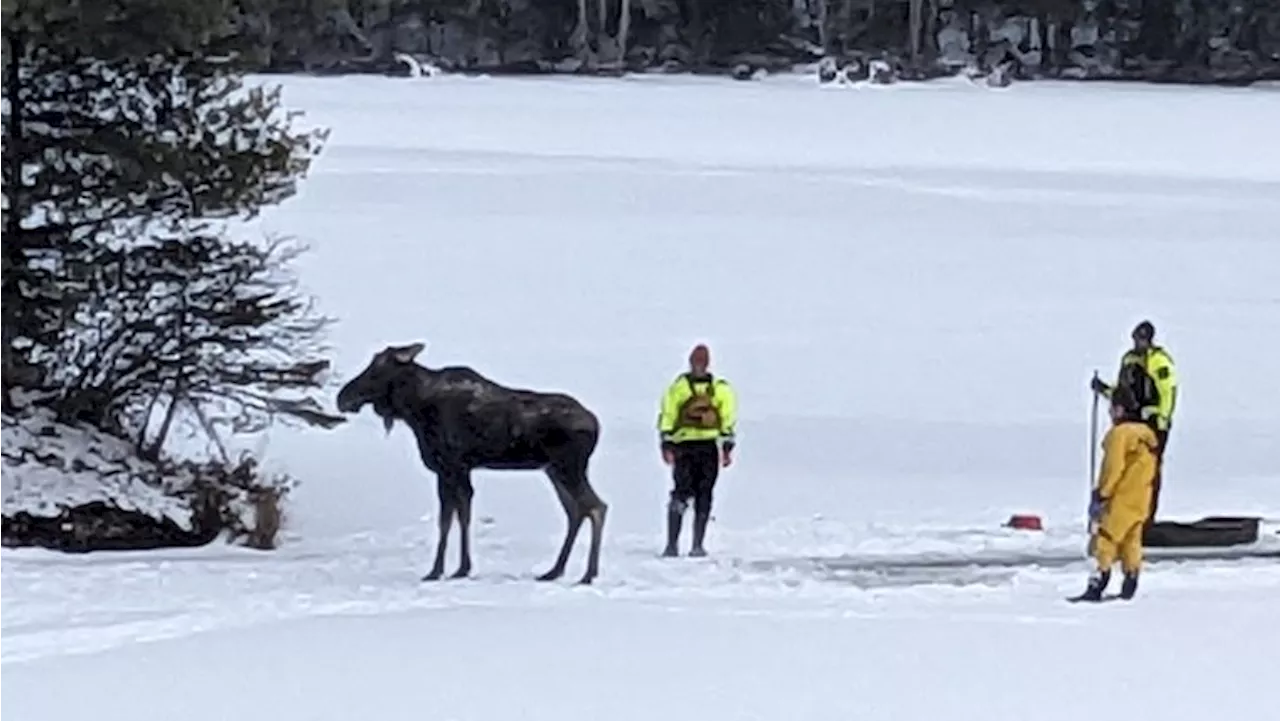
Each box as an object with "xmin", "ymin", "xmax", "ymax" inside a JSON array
[{"xmin": 236, "ymin": 0, "xmax": 1278, "ymax": 83}]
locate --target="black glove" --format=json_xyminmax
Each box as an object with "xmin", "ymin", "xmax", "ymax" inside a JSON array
[{"xmin": 1090, "ymin": 377, "xmax": 1109, "ymax": 395}]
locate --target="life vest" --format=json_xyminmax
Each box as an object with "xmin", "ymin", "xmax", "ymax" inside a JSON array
[
  {"xmin": 1117, "ymin": 347, "xmax": 1169, "ymax": 420},
  {"xmin": 677, "ymin": 374, "xmax": 721, "ymax": 430}
]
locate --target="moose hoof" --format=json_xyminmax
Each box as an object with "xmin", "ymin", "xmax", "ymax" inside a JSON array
[
  {"xmin": 422, "ymin": 569, "xmax": 444, "ymax": 582},
  {"xmin": 536, "ymin": 568, "xmax": 564, "ymax": 582},
  {"xmin": 449, "ymin": 567, "xmax": 471, "ymax": 580},
  {"xmin": 576, "ymin": 573, "xmax": 596, "ymax": 586}
]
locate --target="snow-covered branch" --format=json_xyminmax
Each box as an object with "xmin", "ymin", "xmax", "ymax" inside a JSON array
[{"xmin": 30, "ymin": 231, "xmax": 341, "ymax": 458}]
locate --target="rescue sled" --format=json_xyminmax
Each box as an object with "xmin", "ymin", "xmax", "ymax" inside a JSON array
[
  {"xmin": 1143, "ymin": 516, "xmax": 1263, "ymax": 548},
  {"xmin": 1138, "ymin": 516, "xmax": 1280, "ymax": 562}
]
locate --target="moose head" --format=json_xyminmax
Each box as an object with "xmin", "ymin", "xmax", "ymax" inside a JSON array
[{"xmin": 336, "ymin": 342, "xmax": 426, "ymax": 431}]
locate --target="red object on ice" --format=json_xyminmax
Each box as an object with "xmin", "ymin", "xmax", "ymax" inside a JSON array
[{"xmin": 1005, "ymin": 514, "xmax": 1044, "ymax": 531}]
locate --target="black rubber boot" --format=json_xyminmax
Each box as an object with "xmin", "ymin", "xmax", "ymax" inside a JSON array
[
  {"xmin": 1073, "ymin": 569, "xmax": 1111, "ymax": 602},
  {"xmin": 662, "ymin": 508, "xmax": 682, "ymax": 557},
  {"xmin": 1119, "ymin": 571, "xmax": 1139, "ymax": 600},
  {"xmin": 689, "ymin": 512, "xmax": 710, "ymax": 557}
]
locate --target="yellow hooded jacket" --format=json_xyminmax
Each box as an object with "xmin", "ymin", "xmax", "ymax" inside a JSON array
[
  {"xmin": 657, "ymin": 373, "xmax": 737, "ymax": 449},
  {"xmin": 1096, "ymin": 421, "xmax": 1159, "ymax": 538}
]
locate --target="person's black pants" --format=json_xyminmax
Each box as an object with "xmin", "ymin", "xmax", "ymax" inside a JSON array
[
  {"xmin": 669, "ymin": 440, "xmax": 721, "ymax": 516},
  {"xmin": 1149, "ymin": 429, "xmax": 1170, "ymax": 524}
]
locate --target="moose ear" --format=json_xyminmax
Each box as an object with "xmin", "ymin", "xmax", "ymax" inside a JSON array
[{"xmin": 392, "ymin": 341, "xmax": 426, "ymax": 364}]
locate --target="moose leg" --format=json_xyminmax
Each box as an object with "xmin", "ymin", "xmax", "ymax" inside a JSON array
[
  {"xmin": 537, "ymin": 466, "xmax": 584, "ymax": 582},
  {"xmin": 579, "ymin": 486, "xmax": 608, "ymax": 585},
  {"xmin": 450, "ymin": 473, "xmax": 474, "ymax": 579},
  {"xmin": 423, "ymin": 475, "xmax": 457, "ymax": 581}
]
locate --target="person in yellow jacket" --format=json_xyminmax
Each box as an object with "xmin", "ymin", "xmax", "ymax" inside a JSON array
[
  {"xmin": 1072, "ymin": 385, "xmax": 1159, "ymax": 602},
  {"xmin": 656, "ymin": 343, "xmax": 738, "ymax": 557},
  {"xmin": 1090, "ymin": 319, "xmax": 1177, "ymax": 525}
]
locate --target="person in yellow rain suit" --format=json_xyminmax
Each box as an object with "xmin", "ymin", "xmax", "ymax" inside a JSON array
[
  {"xmin": 1091, "ymin": 320, "xmax": 1177, "ymax": 526},
  {"xmin": 1073, "ymin": 384, "xmax": 1159, "ymax": 603},
  {"xmin": 657, "ymin": 343, "xmax": 738, "ymax": 558}
]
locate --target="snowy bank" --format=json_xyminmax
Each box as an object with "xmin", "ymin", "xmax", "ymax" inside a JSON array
[{"xmin": 2, "ymin": 408, "xmax": 294, "ymax": 552}]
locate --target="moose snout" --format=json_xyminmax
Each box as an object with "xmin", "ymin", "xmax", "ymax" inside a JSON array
[{"xmin": 336, "ymin": 386, "xmax": 363, "ymax": 413}]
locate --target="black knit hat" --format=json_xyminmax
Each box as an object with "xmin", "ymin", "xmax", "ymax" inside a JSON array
[
  {"xmin": 1111, "ymin": 384, "xmax": 1140, "ymax": 416},
  {"xmin": 1132, "ymin": 320, "xmax": 1155, "ymax": 341}
]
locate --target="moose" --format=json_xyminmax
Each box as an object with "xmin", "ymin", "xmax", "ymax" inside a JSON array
[{"xmin": 335, "ymin": 342, "xmax": 609, "ymax": 584}]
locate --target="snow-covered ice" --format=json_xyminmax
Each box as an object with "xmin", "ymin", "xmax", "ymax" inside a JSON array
[{"xmin": 4, "ymin": 73, "xmax": 1280, "ymax": 720}]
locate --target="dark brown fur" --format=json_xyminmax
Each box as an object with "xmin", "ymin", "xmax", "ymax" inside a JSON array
[{"xmin": 336, "ymin": 342, "xmax": 608, "ymax": 584}]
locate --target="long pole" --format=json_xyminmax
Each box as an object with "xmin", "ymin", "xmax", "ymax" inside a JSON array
[{"xmin": 1087, "ymin": 370, "xmax": 1101, "ymax": 555}]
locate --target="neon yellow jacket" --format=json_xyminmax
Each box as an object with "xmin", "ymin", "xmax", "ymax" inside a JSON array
[
  {"xmin": 1102, "ymin": 346, "xmax": 1178, "ymax": 430},
  {"xmin": 657, "ymin": 373, "xmax": 737, "ymax": 449}
]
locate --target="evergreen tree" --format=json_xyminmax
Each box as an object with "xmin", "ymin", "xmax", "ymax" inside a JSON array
[
  {"xmin": 43, "ymin": 232, "xmax": 341, "ymax": 458},
  {"xmin": 0, "ymin": 0, "xmax": 230, "ymax": 407},
  {"xmin": 2, "ymin": 0, "xmax": 336, "ymax": 456}
]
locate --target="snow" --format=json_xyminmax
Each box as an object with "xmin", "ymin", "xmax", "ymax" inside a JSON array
[
  {"xmin": 4, "ymin": 73, "xmax": 1280, "ymax": 720},
  {"xmin": 2, "ymin": 408, "xmax": 195, "ymax": 530}
]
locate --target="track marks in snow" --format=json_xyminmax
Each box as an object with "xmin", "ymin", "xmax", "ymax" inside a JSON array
[
  {"xmin": 0, "ymin": 529, "xmax": 619, "ymax": 663},
  {"xmin": 8, "ymin": 519, "xmax": 1280, "ymax": 664},
  {"xmin": 0, "ymin": 523, "xmax": 977, "ymax": 663},
  {"xmin": 313, "ymin": 145, "xmax": 1280, "ymax": 212}
]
